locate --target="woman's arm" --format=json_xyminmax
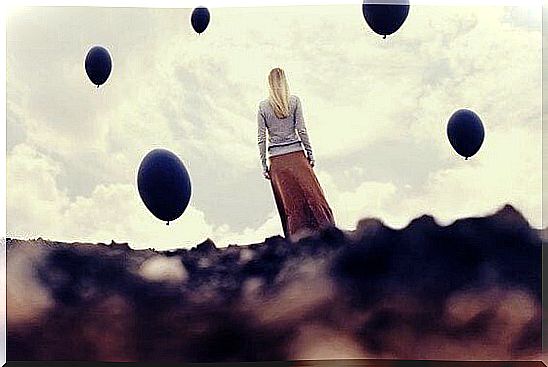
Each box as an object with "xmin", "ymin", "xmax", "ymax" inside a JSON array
[
  {"xmin": 257, "ymin": 107, "xmax": 269, "ymax": 173},
  {"xmin": 294, "ymin": 96, "xmax": 314, "ymax": 163}
]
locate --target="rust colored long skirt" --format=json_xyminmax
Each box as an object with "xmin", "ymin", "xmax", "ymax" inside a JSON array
[{"xmin": 269, "ymin": 150, "xmax": 335, "ymax": 241}]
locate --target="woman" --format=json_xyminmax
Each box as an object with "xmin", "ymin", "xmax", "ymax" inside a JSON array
[{"xmin": 257, "ymin": 68, "xmax": 335, "ymax": 241}]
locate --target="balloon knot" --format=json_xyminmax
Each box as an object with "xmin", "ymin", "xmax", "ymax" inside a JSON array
[
  {"xmin": 383, "ymin": 35, "xmax": 387, "ymax": 39},
  {"xmin": 166, "ymin": 221, "xmax": 170, "ymax": 226},
  {"xmin": 465, "ymin": 157, "xmax": 469, "ymax": 160},
  {"xmin": 96, "ymin": 85, "xmax": 99, "ymax": 89}
]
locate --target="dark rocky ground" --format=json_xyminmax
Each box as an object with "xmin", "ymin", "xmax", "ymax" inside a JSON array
[{"xmin": 7, "ymin": 204, "xmax": 542, "ymax": 362}]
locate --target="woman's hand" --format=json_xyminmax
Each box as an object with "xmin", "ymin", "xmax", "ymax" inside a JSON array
[
  {"xmin": 263, "ymin": 170, "xmax": 271, "ymax": 180},
  {"xmin": 308, "ymin": 159, "xmax": 315, "ymax": 168}
]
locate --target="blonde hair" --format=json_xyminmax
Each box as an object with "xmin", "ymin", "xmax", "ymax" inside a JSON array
[{"xmin": 268, "ymin": 68, "xmax": 290, "ymax": 119}]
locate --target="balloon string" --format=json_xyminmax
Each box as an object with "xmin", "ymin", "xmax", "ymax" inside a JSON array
[
  {"xmin": 465, "ymin": 157, "xmax": 468, "ymax": 160},
  {"xmin": 97, "ymin": 85, "xmax": 99, "ymax": 89},
  {"xmin": 383, "ymin": 35, "xmax": 387, "ymax": 39},
  {"xmin": 166, "ymin": 221, "xmax": 170, "ymax": 226}
]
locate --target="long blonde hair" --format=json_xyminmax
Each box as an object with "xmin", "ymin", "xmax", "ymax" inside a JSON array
[{"xmin": 268, "ymin": 68, "xmax": 290, "ymax": 119}]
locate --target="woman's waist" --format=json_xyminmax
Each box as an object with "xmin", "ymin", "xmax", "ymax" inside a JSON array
[
  {"xmin": 268, "ymin": 143, "xmax": 304, "ymax": 158},
  {"xmin": 268, "ymin": 139, "xmax": 302, "ymax": 150}
]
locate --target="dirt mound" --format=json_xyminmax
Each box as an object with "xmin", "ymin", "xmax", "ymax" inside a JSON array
[{"xmin": 7, "ymin": 205, "xmax": 542, "ymax": 362}]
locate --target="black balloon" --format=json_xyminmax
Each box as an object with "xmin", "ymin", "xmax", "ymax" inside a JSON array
[
  {"xmin": 362, "ymin": 0, "xmax": 410, "ymax": 39},
  {"xmin": 447, "ymin": 109, "xmax": 485, "ymax": 160},
  {"xmin": 191, "ymin": 6, "xmax": 210, "ymax": 34},
  {"xmin": 137, "ymin": 149, "xmax": 192, "ymax": 224},
  {"xmin": 85, "ymin": 46, "xmax": 112, "ymax": 87}
]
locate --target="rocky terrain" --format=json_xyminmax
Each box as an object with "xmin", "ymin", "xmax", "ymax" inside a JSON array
[{"xmin": 7, "ymin": 205, "xmax": 542, "ymax": 362}]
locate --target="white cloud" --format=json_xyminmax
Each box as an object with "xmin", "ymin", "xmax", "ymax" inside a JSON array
[
  {"xmin": 317, "ymin": 124, "xmax": 541, "ymax": 230},
  {"xmin": 7, "ymin": 144, "xmax": 70, "ymax": 238},
  {"xmin": 7, "ymin": 143, "xmax": 280, "ymax": 249},
  {"xmin": 7, "ymin": 143, "xmax": 210, "ymax": 248}
]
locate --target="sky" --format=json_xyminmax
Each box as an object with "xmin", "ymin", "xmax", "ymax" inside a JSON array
[{"xmin": 6, "ymin": 4, "xmax": 542, "ymax": 250}]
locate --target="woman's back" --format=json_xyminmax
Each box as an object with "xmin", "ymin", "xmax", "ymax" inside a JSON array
[
  {"xmin": 257, "ymin": 94, "xmax": 313, "ymax": 170},
  {"xmin": 259, "ymin": 95, "xmax": 299, "ymax": 145},
  {"xmin": 259, "ymin": 95, "xmax": 299, "ymax": 146}
]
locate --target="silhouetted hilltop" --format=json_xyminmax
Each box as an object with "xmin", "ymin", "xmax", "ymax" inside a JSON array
[{"xmin": 7, "ymin": 205, "xmax": 542, "ymax": 362}]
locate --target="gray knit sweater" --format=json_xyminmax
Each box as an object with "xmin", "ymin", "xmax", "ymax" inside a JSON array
[{"xmin": 257, "ymin": 95, "xmax": 314, "ymax": 172}]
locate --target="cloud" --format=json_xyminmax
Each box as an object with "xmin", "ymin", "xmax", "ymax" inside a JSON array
[
  {"xmin": 315, "ymin": 119, "xmax": 541, "ymax": 231},
  {"xmin": 7, "ymin": 143, "xmax": 280, "ymax": 249},
  {"xmin": 7, "ymin": 144, "xmax": 70, "ymax": 238},
  {"xmin": 7, "ymin": 143, "xmax": 211, "ymax": 248}
]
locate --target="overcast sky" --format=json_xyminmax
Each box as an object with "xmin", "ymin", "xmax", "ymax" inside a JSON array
[{"xmin": 6, "ymin": 4, "xmax": 542, "ymax": 249}]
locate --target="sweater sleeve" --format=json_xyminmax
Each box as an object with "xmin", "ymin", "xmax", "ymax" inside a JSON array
[
  {"xmin": 257, "ymin": 106, "xmax": 269, "ymax": 172},
  {"xmin": 294, "ymin": 96, "xmax": 314, "ymax": 161}
]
